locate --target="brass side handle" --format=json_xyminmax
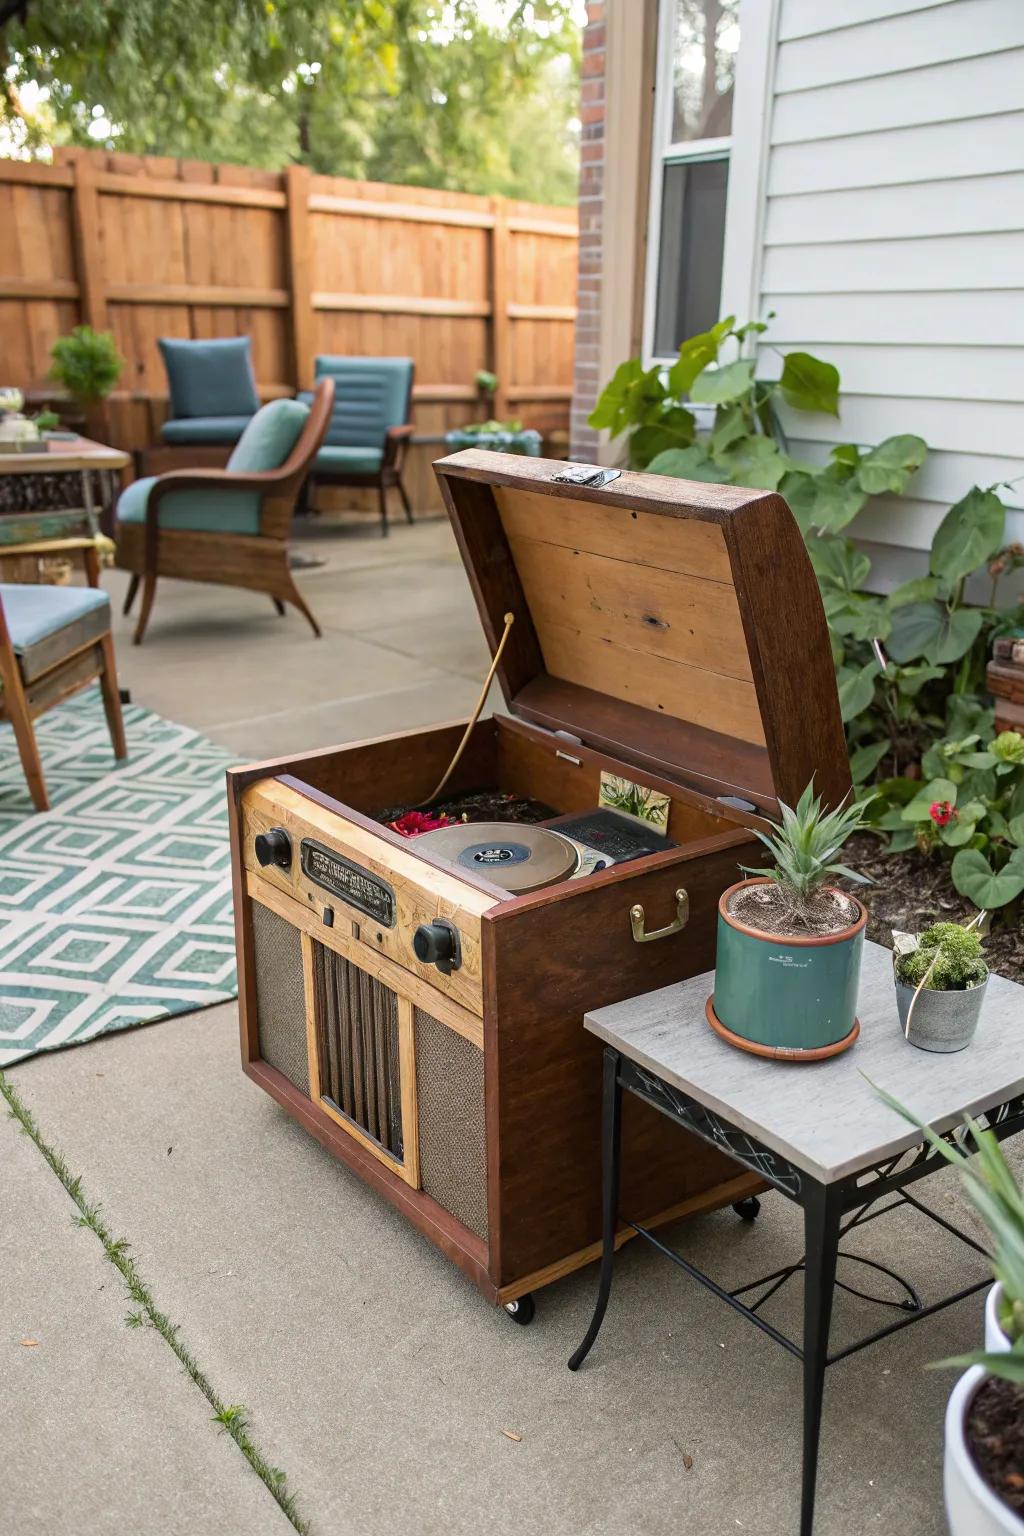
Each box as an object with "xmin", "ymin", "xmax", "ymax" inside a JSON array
[{"xmin": 630, "ymin": 888, "xmax": 689, "ymax": 944}]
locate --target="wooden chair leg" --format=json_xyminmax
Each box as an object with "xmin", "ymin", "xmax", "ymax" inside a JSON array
[
  {"xmin": 0, "ymin": 650, "xmax": 48, "ymax": 811},
  {"xmin": 272, "ymin": 597, "xmax": 285, "ymax": 616},
  {"xmin": 98, "ymin": 632, "xmax": 128, "ymax": 760},
  {"xmin": 397, "ymin": 476, "xmax": 414, "ymax": 524},
  {"xmin": 123, "ymin": 574, "xmax": 140, "ymax": 615},
  {"xmin": 378, "ymin": 483, "xmax": 389, "ymax": 538},
  {"xmin": 133, "ymin": 575, "xmax": 157, "ymax": 645},
  {"xmin": 280, "ymin": 574, "xmax": 322, "ymax": 638}
]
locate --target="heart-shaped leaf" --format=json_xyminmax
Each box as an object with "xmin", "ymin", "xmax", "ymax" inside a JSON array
[
  {"xmin": 1008, "ymin": 813, "xmax": 1024, "ymax": 848},
  {"xmin": 951, "ymin": 848, "xmax": 1024, "ymax": 910},
  {"xmin": 855, "ymin": 434, "xmax": 928, "ymax": 495},
  {"xmin": 668, "ymin": 325, "xmax": 729, "ymax": 395},
  {"xmin": 807, "ymin": 536, "xmax": 872, "ymax": 593},
  {"xmin": 837, "ymin": 661, "xmax": 879, "ymax": 723},
  {"xmin": 849, "ymin": 740, "xmax": 890, "ymax": 784},
  {"xmin": 645, "ymin": 446, "xmax": 731, "ymax": 483},
  {"xmin": 805, "ymin": 477, "xmax": 868, "ymax": 533},
  {"xmin": 630, "ymin": 408, "xmax": 696, "ymax": 468},
  {"xmin": 888, "ymin": 576, "xmax": 941, "ymax": 609},
  {"xmin": 779, "ymin": 351, "xmax": 840, "ymax": 416},
  {"xmin": 887, "ymin": 601, "xmax": 984, "ymax": 666},
  {"xmin": 716, "ymin": 434, "xmax": 787, "ymax": 489},
  {"xmin": 690, "ymin": 358, "xmax": 755, "ymax": 405},
  {"xmin": 930, "ymin": 487, "xmax": 1006, "ymax": 587}
]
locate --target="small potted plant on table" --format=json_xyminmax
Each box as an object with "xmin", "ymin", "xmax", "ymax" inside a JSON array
[
  {"xmin": 708, "ymin": 782, "xmax": 872, "ymax": 1060},
  {"xmin": 48, "ymin": 324, "xmax": 123, "ymax": 439},
  {"xmin": 893, "ymin": 921, "xmax": 989, "ymax": 1053}
]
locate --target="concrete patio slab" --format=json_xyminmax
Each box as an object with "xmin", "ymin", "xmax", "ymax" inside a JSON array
[
  {"xmin": 4, "ymin": 515, "xmax": 1007, "ymax": 1535},
  {"xmin": 9, "ymin": 1000, "xmax": 993, "ymax": 1536},
  {"xmin": 0, "ymin": 1095, "xmax": 292, "ymax": 1536}
]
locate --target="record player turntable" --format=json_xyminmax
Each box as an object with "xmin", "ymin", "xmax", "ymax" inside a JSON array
[{"xmin": 229, "ymin": 450, "xmax": 851, "ymax": 1320}]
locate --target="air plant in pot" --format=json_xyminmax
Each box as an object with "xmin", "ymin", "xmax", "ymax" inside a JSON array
[
  {"xmin": 893, "ymin": 919, "xmax": 989, "ymax": 1053},
  {"xmin": 707, "ymin": 781, "xmax": 873, "ymax": 1060},
  {"xmin": 877, "ymin": 1088, "xmax": 1024, "ymax": 1534}
]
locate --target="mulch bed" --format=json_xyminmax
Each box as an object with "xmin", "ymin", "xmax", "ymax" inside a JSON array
[
  {"xmin": 841, "ymin": 833, "xmax": 1024, "ymax": 984},
  {"xmin": 967, "ymin": 1375, "xmax": 1024, "ymax": 1517}
]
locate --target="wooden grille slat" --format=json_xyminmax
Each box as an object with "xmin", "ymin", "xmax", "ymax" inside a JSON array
[{"xmin": 312, "ymin": 944, "xmax": 402, "ymax": 1160}]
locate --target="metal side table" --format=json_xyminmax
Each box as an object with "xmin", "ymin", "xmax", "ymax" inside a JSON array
[{"xmin": 568, "ymin": 940, "xmax": 1024, "ymax": 1536}]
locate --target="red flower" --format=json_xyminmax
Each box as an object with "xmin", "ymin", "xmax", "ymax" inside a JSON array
[
  {"xmin": 929, "ymin": 801, "xmax": 954, "ymax": 827},
  {"xmin": 389, "ymin": 810, "xmax": 450, "ymax": 837}
]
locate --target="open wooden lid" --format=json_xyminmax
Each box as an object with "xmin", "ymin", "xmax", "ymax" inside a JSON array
[{"xmin": 434, "ymin": 450, "xmax": 850, "ymax": 813}]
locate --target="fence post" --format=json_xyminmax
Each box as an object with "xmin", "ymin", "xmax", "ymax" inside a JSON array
[
  {"xmin": 285, "ymin": 163, "xmax": 314, "ymax": 389},
  {"xmin": 490, "ymin": 197, "xmax": 510, "ymax": 419},
  {"xmin": 68, "ymin": 150, "xmax": 108, "ymax": 333}
]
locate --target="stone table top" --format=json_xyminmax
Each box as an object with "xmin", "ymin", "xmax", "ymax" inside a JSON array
[{"xmin": 585, "ymin": 940, "xmax": 1024, "ymax": 1185}]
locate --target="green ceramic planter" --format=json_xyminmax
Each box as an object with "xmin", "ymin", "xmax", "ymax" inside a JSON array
[{"xmin": 708, "ymin": 878, "xmax": 867, "ymax": 1061}]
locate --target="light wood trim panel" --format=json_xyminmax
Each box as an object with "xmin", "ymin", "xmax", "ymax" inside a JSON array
[
  {"xmin": 495, "ymin": 1170, "xmax": 762, "ymax": 1302},
  {"xmin": 308, "ymin": 193, "xmax": 494, "ymax": 228},
  {"xmin": 247, "ymin": 871, "xmax": 485, "ymax": 1049},
  {"xmin": 106, "ymin": 282, "xmax": 289, "ymax": 307},
  {"xmin": 396, "ymin": 996, "xmax": 421, "ymax": 1191},
  {"xmin": 301, "ymin": 931, "xmax": 320, "ymax": 1099},
  {"xmin": 536, "ymin": 620, "xmax": 766, "ymax": 748},
  {"xmin": 507, "ymin": 534, "xmax": 753, "ymax": 683},
  {"xmin": 312, "ymin": 291, "xmax": 491, "ymax": 318},
  {"xmin": 318, "ymin": 1096, "xmax": 414, "ymax": 1185},
  {"xmin": 96, "ymin": 172, "xmax": 286, "ymax": 208},
  {"xmin": 495, "ymin": 487, "xmax": 735, "ymax": 584}
]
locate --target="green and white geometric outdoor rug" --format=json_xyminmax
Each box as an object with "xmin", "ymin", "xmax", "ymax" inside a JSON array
[{"xmin": 0, "ymin": 686, "xmax": 238, "ymax": 1066}]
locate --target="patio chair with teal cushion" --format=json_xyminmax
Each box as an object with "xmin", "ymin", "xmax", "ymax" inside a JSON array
[
  {"xmin": 0, "ymin": 562, "xmax": 127, "ymax": 812},
  {"xmin": 298, "ymin": 356, "xmax": 415, "ymax": 536},
  {"xmin": 158, "ymin": 336, "xmax": 261, "ymax": 448},
  {"xmin": 115, "ymin": 378, "xmax": 334, "ymax": 644}
]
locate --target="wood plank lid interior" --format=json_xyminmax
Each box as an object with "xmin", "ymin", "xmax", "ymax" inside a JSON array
[{"xmin": 433, "ymin": 450, "xmax": 850, "ymax": 813}]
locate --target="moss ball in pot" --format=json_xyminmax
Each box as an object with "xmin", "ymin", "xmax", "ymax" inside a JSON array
[
  {"xmin": 708, "ymin": 782, "xmax": 872, "ymax": 1061},
  {"xmin": 894, "ymin": 922, "xmax": 989, "ymax": 1053}
]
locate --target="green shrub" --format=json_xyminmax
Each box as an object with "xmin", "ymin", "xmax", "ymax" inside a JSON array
[
  {"xmin": 894, "ymin": 922, "xmax": 988, "ymax": 991},
  {"xmin": 590, "ymin": 317, "xmax": 1024, "ymax": 917},
  {"xmin": 49, "ymin": 326, "xmax": 123, "ymax": 405}
]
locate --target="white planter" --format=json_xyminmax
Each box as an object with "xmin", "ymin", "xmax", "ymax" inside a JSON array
[
  {"xmin": 945, "ymin": 1366, "xmax": 1024, "ymax": 1535},
  {"xmin": 987, "ymin": 1284, "xmax": 1013, "ymax": 1354}
]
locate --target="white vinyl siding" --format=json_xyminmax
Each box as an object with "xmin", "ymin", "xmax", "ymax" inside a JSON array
[{"xmin": 736, "ymin": 0, "xmax": 1024, "ymax": 586}]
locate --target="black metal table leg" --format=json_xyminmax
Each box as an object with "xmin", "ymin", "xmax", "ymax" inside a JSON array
[
  {"xmin": 569, "ymin": 1047, "xmax": 623, "ymax": 1371},
  {"xmin": 800, "ymin": 1182, "xmax": 843, "ymax": 1536}
]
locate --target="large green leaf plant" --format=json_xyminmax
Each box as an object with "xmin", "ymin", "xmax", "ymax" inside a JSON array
[{"xmin": 589, "ymin": 317, "xmax": 1024, "ymax": 920}]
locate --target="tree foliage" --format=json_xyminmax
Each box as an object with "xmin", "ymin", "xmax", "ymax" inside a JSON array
[{"xmin": 1, "ymin": 0, "xmax": 582, "ymax": 203}]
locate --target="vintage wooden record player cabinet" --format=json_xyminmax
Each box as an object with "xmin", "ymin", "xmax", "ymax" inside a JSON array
[{"xmin": 228, "ymin": 451, "xmax": 851, "ymax": 1319}]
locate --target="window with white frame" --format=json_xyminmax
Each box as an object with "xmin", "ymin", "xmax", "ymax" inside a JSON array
[{"xmin": 645, "ymin": 0, "xmax": 741, "ymax": 361}]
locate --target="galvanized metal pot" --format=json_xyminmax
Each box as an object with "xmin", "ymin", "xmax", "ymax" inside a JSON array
[
  {"xmin": 707, "ymin": 877, "xmax": 867, "ymax": 1061},
  {"xmin": 895, "ymin": 974, "xmax": 988, "ymax": 1053}
]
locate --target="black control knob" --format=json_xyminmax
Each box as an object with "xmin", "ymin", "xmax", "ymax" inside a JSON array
[
  {"xmin": 413, "ymin": 920, "xmax": 461, "ymax": 974},
  {"xmin": 254, "ymin": 827, "xmax": 292, "ymax": 870}
]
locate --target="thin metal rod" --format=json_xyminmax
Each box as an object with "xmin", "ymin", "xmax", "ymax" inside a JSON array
[
  {"xmin": 425, "ymin": 611, "xmax": 515, "ymax": 803},
  {"xmin": 827, "ymin": 1276, "xmax": 991, "ymax": 1365},
  {"xmin": 628, "ymin": 1221, "xmax": 804, "ymax": 1360}
]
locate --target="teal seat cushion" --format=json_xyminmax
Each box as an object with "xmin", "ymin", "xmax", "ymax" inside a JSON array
[
  {"xmin": 1, "ymin": 582, "xmax": 110, "ymax": 682},
  {"xmin": 228, "ymin": 398, "xmax": 308, "ymax": 474},
  {"xmin": 159, "ymin": 337, "xmax": 260, "ymax": 420},
  {"xmin": 116, "ymin": 476, "xmax": 262, "ymax": 536},
  {"xmin": 160, "ymin": 415, "xmax": 252, "ymax": 446},
  {"xmin": 312, "ymin": 445, "xmax": 382, "ymax": 477},
  {"xmin": 312, "ymin": 356, "xmax": 412, "ymax": 451},
  {"xmin": 1, "ymin": 583, "xmax": 109, "ymax": 651}
]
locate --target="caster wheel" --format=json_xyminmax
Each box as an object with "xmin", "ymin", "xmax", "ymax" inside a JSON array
[
  {"xmin": 504, "ymin": 1293, "xmax": 536, "ymax": 1326},
  {"xmin": 732, "ymin": 1196, "xmax": 761, "ymax": 1222}
]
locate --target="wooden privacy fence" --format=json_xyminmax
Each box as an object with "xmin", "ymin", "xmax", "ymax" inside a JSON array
[{"xmin": 0, "ymin": 147, "xmax": 578, "ymax": 512}]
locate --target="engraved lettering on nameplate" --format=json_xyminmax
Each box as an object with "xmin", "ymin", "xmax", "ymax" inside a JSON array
[{"xmin": 300, "ymin": 840, "xmax": 396, "ymax": 927}]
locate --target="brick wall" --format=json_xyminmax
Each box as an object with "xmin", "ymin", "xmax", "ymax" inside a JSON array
[{"xmin": 570, "ymin": 2, "xmax": 606, "ymax": 461}]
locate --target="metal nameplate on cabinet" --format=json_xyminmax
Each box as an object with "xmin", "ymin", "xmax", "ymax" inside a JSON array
[{"xmin": 300, "ymin": 839, "xmax": 397, "ymax": 927}]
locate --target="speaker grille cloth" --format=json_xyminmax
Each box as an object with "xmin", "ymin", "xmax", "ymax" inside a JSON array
[
  {"xmin": 252, "ymin": 901, "xmax": 309, "ymax": 1095},
  {"xmin": 415, "ymin": 1009, "xmax": 487, "ymax": 1239},
  {"xmin": 313, "ymin": 944, "xmax": 403, "ymax": 1159}
]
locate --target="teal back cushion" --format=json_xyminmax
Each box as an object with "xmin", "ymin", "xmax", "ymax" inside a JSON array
[
  {"xmin": 228, "ymin": 398, "xmax": 309, "ymax": 473},
  {"xmin": 159, "ymin": 337, "xmax": 260, "ymax": 419},
  {"xmin": 314, "ymin": 356, "xmax": 412, "ymax": 449}
]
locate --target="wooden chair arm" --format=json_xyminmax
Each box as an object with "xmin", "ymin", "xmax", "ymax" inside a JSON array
[{"xmin": 384, "ymin": 424, "xmax": 415, "ymax": 470}]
